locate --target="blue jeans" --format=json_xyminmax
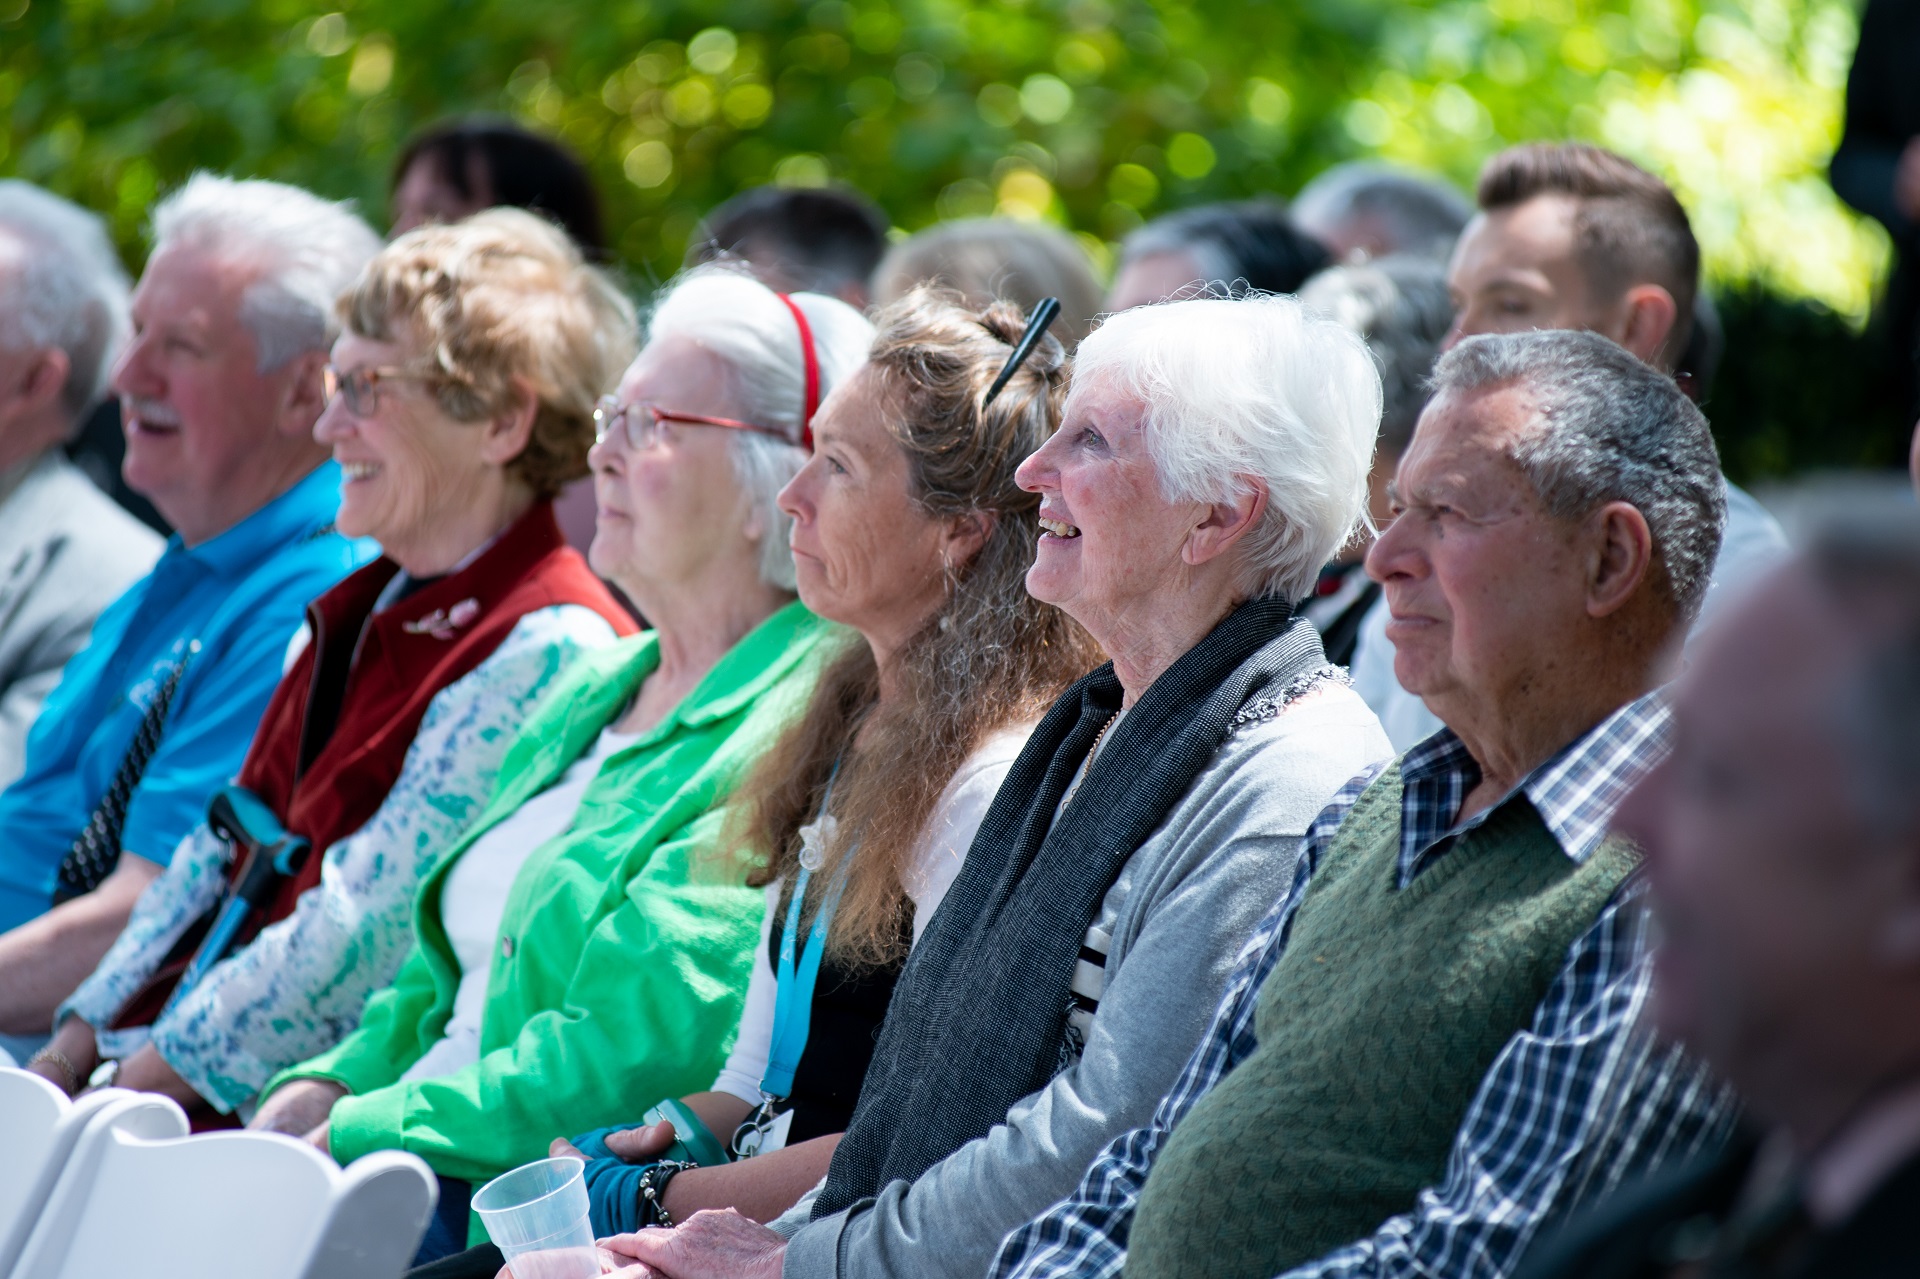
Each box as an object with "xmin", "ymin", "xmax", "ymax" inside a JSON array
[
  {"xmin": 0, "ymin": 1031, "xmax": 49, "ymax": 1068},
  {"xmin": 411, "ymin": 1175, "xmax": 474, "ymax": 1267}
]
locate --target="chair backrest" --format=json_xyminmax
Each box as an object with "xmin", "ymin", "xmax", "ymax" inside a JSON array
[
  {"xmin": 0, "ymin": 1071, "xmax": 180, "ymax": 1275},
  {"xmin": 298, "ymin": 1151, "xmax": 441, "ymax": 1279},
  {"xmin": 11, "ymin": 1103, "xmax": 436, "ymax": 1279}
]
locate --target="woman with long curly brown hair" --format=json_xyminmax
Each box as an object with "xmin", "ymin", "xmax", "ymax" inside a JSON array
[{"xmin": 427, "ymin": 288, "xmax": 1105, "ymax": 1266}]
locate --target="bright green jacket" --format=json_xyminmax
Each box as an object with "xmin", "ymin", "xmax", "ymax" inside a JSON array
[{"xmin": 269, "ymin": 601, "xmax": 837, "ymax": 1203}]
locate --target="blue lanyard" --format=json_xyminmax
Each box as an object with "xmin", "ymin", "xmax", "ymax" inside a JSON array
[{"xmin": 761, "ymin": 763, "xmax": 844, "ymax": 1102}]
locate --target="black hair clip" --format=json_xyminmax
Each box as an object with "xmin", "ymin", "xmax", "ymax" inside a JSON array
[{"xmin": 982, "ymin": 297, "xmax": 1061, "ymax": 407}]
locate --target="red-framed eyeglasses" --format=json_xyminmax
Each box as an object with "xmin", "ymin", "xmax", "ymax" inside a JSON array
[{"xmin": 592, "ymin": 396, "xmax": 795, "ymax": 452}]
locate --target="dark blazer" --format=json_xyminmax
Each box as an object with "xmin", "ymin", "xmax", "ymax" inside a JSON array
[{"xmin": 1515, "ymin": 1129, "xmax": 1920, "ymax": 1279}]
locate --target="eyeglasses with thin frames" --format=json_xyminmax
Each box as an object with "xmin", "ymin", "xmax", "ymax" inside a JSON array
[
  {"xmin": 323, "ymin": 365, "xmax": 441, "ymax": 418},
  {"xmin": 592, "ymin": 396, "xmax": 793, "ymax": 452}
]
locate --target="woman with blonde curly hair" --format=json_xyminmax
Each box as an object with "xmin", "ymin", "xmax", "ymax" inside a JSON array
[{"xmin": 40, "ymin": 208, "xmax": 640, "ymax": 1124}]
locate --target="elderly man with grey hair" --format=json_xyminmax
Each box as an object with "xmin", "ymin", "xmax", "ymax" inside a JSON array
[
  {"xmin": 0, "ymin": 174, "xmax": 377, "ymax": 1069},
  {"xmin": 0, "ymin": 183, "xmax": 163, "ymax": 793},
  {"xmin": 993, "ymin": 328, "xmax": 1740, "ymax": 1279}
]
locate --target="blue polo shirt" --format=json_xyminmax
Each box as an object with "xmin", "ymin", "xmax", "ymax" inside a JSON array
[{"xmin": 0, "ymin": 462, "xmax": 375, "ymax": 934}]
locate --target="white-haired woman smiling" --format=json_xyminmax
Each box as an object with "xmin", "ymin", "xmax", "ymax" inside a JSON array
[{"xmin": 600, "ymin": 294, "xmax": 1396, "ymax": 1279}]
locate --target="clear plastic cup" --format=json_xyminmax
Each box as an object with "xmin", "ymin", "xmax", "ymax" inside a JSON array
[{"xmin": 472, "ymin": 1156, "xmax": 600, "ymax": 1279}]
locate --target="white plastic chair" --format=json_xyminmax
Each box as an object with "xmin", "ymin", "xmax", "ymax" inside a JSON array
[
  {"xmin": 0, "ymin": 1069, "xmax": 181, "ymax": 1276},
  {"xmin": 11, "ymin": 1093, "xmax": 437, "ymax": 1279}
]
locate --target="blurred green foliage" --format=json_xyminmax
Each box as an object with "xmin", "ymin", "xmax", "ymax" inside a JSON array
[
  {"xmin": 0, "ymin": 0, "xmax": 1874, "ymax": 287},
  {"xmin": 1, "ymin": 0, "xmax": 1908, "ymax": 476}
]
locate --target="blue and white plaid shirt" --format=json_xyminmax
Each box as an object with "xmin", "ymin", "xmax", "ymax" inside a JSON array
[{"xmin": 991, "ymin": 690, "xmax": 1740, "ymax": 1279}]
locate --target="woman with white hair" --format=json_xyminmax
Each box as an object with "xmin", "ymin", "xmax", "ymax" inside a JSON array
[
  {"xmin": 250, "ymin": 265, "xmax": 871, "ymax": 1261},
  {"xmin": 596, "ymin": 293, "xmax": 1395, "ymax": 1279}
]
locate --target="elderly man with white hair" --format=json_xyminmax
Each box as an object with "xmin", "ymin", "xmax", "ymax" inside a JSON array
[
  {"xmin": 0, "ymin": 174, "xmax": 378, "ymax": 1065},
  {"xmin": 991, "ymin": 328, "xmax": 1743, "ymax": 1279},
  {"xmin": 0, "ymin": 184, "xmax": 163, "ymax": 791},
  {"xmin": 590, "ymin": 293, "xmax": 1393, "ymax": 1279}
]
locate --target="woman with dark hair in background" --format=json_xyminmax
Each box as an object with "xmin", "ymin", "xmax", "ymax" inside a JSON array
[
  {"xmin": 390, "ymin": 117, "xmax": 614, "ymax": 554},
  {"xmin": 391, "ymin": 117, "xmax": 606, "ymax": 257}
]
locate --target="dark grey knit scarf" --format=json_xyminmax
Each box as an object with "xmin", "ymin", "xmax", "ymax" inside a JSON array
[{"xmin": 813, "ymin": 593, "xmax": 1327, "ymax": 1219}]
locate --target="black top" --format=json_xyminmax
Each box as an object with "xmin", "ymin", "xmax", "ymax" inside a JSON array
[
  {"xmin": 1514, "ymin": 1127, "xmax": 1920, "ymax": 1279},
  {"xmin": 1832, "ymin": 0, "xmax": 1920, "ymax": 245},
  {"xmin": 770, "ymin": 902, "xmax": 909, "ymax": 1145}
]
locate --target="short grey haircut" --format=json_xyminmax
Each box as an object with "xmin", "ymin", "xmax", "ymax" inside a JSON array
[
  {"xmin": 0, "ymin": 181, "xmax": 132, "ymax": 420},
  {"xmin": 1431, "ymin": 330, "xmax": 1727, "ymax": 621},
  {"xmin": 872, "ymin": 217, "xmax": 1104, "ymax": 346},
  {"xmin": 1293, "ymin": 162, "xmax": 1473, "ymax": 261},
  {"xmin": 646, "ymin": 265, "xmax": 875, "ymax": 590},
  {"xmin": 150, "ymin": 173, "xmax": 380, "ymax": 372},
  {"xmin": 1300, "ymin": 254, "xmax": 1453, "ymax": 455},
  {"xmin": 1808, "ymin": 505, "xmax": 1920, "ymax": 840},
  {"xmin": 1072, "ymin": 291, "xmax": 1382, "ymax": 603}
]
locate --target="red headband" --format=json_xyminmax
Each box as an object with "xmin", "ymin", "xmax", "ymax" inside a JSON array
[{"xmin": 775, "ymin": 293, "xmax": 821, "ymax": 450}]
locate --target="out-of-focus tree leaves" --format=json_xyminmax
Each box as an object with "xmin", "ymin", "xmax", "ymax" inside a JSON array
[
  {"xmin": 4, "ymin": 0, "xmax": 1908, "ymax": 477},
  {"xmin": 0, "ymin": 0, "xmax": 1880, "ymax": 307}
]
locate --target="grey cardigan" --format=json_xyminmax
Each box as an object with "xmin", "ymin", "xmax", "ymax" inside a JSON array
[
  {"xmin": 773, "ymin": 684, "xmax": 1393, "ymax": 1279},
  {"xmin": 0, "ymin": 453, "xmax": 160, "ymax": 788}
]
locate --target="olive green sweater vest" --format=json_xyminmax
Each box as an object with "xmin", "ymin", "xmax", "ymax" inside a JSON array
[{"xmin": 1125, "ymin": 764, "xmax": 1639, "ymax": 1279}]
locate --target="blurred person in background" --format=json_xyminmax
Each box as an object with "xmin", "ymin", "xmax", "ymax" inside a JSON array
[
  {"xmin": 0, "ymin": 183, "xmax": 162, "ymax": 788},
  {"xmin": 1105, "ymin": 200, "xmax": 1330, "ymax": 311},
  {"xmin": 1292, "ymin": 161, "xmax": 1474, "ymax": 263},
  {"xmin": 1297, "ymin": 255, "xmax": 1453, "ymax": 665},
  {"xmin": 870, "ymin": 217, "xmax": 1104, "ymax": 346},
  {"xmin": 391, "ymin": 117, "xmax": 605, "ymax": 256},
  {"xmin": 1354, "ymin": 142, "xmax": 1789, "ymax": 751},
  {"xmin": 686, "ymin": 186, "xmax": 889, "ymax": 310},
  {"xmin": 1515, "ymin": 511, "xmax": 1920, "ymax": 1279},
  {"xmin": 34, "ymin": 209, "xmax": 639, "ymax": 1119},
  {"xmin": 1830, "ymin": 0, "xmax": 1920, "ymax": 418},
  {"xmin": 0, "ymin": 175, "xmax": 379, "ymax": 1062}
]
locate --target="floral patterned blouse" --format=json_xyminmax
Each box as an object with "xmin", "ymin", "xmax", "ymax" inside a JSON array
[{"xmin": 59, "ymin": 604, "xmax": 621, "ymax": 1113}]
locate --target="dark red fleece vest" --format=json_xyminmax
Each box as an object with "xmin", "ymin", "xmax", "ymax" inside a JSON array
[
  {"xmin": 241, "ymin": 500, "xmax": 636, "ymax": 918},
  {"xmin": 108, "ymin": 502, "xmax": 636, "ymax": 1039}
]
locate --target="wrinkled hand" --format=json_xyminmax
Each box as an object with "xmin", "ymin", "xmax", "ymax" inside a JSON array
[
  {"xmin": 558, "ymin": 1121, "xmax": 676, "ymax": 1165},
  {"xmin": 492, "ymin": 1244, "xmax": 640, "ymax": 1279},
  {"xmin": 595, "ymin": 1211, "xmax": 785, "ymax": 1279},
  {"xmin": 606, "ymin": 1121, "xmax": 680, "ymax": 1163},
  {"xmin": 251, "ymin": 1078, "xmax": 347, "ymax": 1136}
]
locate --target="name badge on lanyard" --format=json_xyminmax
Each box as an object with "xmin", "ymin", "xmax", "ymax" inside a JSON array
[{"xmin": 734, "ymin": 770, "xmax": 845, "ymax": 1160}]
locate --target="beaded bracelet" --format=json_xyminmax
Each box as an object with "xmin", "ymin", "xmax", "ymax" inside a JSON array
[
  {"xmin": 27, "ymin": 1047, "xmax": 81, "ymax": 1096},
  {"xmin": 637, "ymin": 1159, "xmax": 699, "ymax": 1230}
]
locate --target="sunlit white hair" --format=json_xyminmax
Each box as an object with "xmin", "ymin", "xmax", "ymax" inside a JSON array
[
  {"xmin": 646, "ymin": 265, "xmax": 874, "ymax": 590},
  {"xmin": 151, "ymin": 173, "xmax": 380, "ymax": 372},
  {"xmin": 1072, "ymin": 291, "xmax": 1382, "ymax": 603},
  {"xmin": 0, "ymin": 180, "xmax": 132, "ymax": 420}
]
